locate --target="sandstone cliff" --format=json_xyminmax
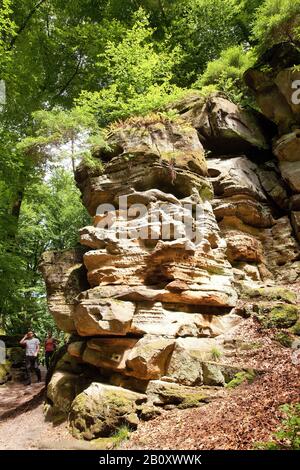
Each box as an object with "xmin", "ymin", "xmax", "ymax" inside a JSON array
[{"xmin": 39, "ymin": 45, "xmax": 300, "ymax": 440}]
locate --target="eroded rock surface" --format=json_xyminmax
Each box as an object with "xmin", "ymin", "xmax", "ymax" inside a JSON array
[{"xmin": 40, "ymin": 79, "xmax": 300, "ymax": 438}]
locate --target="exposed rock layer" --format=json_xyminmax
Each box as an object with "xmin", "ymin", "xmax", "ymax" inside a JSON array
[{"xmin": 40, "ymin": 73, "xmax": 300, "ymax": 438}]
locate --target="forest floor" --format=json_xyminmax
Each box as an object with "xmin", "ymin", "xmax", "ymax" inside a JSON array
[{"xmin": 123, "ymin": 318, "xmax": 300, "ymax": 450}]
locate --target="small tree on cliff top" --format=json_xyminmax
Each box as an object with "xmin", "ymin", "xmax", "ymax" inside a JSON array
[
  {"xmin": 77, "ymin": 9, "xmax": 184, "ymax": 126},
  {"xmin": 18, "ymin": 107, "xmax": 106, "ymax": 175}
]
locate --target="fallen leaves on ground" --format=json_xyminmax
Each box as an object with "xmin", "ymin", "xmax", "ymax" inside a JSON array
[{"xmin": 124, "ymin": 318, "xmax": 300, "ymax": 450}]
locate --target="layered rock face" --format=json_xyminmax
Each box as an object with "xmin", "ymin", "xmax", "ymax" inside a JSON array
[
  {"xmin": 40, "ymin": 75, "xmax": 300, "ymax": 438},
  {"xmin": 245, "ymin": 43, "xmax": 300, "ymax": 252}
]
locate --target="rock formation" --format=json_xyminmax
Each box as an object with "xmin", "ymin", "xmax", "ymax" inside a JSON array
[{"xmin": 40, "ymin": 45, "xmax": 300, "ymax": 439}]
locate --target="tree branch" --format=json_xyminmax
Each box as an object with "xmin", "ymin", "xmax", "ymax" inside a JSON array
[
  {"xmin": 54, "ymin": 56, "xmax": 83, "ymax": 99},
  {"xmin": 9, "ymin": 0, "xmax": 47, "ymax": 49}
]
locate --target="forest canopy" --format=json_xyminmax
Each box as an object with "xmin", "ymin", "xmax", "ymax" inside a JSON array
[{"xmin": 0, "ymin": 0, "xmax": 300, "ymax": 336}]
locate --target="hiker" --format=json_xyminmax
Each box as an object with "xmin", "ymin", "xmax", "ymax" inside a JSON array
[
  {"xmin": 44, "ymin": 331, "xmax": 57, "ymax": 369},
  {"xmin": 20, "ymin": 331, "xmax": 41, "ymax": 385}
]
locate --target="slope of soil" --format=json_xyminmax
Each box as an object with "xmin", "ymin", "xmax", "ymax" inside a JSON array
[{"xmin": 123, "ymin": 319, "xmax": 300, "ymax": 450}]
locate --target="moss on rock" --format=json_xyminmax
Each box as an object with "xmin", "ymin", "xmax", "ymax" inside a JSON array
[
  {"xmin": 225, "ymin": 370, "xmax": 256, "ymax": 389},
  {"xmin": 254, "ymin": 303, "xmax": 299, "ymax": 328},
  {"xmin": 290, "ymin": 321, "xmax": 300, "ymax": 336},
  {"xmin": 242, "ymin": 287, "xmax": 297, "ymax": 304},
  {"xmin": 69, "ymin": 382, "xmax": 146, "ymax": 440},
  {"xmin": 0, "ymin": 360, "xmax": 12, "ymax": 385},
  {"xmin": 274, "ymin": 331, "xmax": 293, "ymax": 348},
  {"xmin": 47, "ymin": 370, "xmax": 92, "ymax": 413}
]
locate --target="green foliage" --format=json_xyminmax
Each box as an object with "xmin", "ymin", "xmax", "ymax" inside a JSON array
[
  {"xmin": 226, "ymin": 370, "xmax": 256, "ymax": 388},
  {"xmin": 111, "ymin": 425, "xmax": 131, "ymax": 447},
  {"xmin": 0, "ymin": 168, "xmax": 90, "ymax": 336},
  {"xmin": 19, "ymin": 168, "xmax": 90, "ymax": 252},
  {"xmin": 0, "ymin": 0, "xmax": 16, "ymax": 69},
  {"xmin": 210, "ymin": 347, "xmax": 222, "ymax": 361},
  {"xmin": 165, "ymin": 0, "xmax": 251, "ymax": 86},
  {"xmin": 18, "ymin": 107, "xmax": 107, "ymax": 173},
  {"xmin": 77, "ymin": 10, "xmax": 185, "ymax": 126},
  {"xmin": 255, "ymin": 404, "xmax": 300, "ymax": 450},
  {"xmin": 252, "ymin": 0, "xmax": 300, "ymax": 53},
  {"xmin": 194, "ymin": 46, "xmax": 256, "ymax": 105}
]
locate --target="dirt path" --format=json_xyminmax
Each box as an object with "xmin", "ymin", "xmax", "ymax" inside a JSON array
[
  {"xmin": 0, "ymin": 398, "xmax": 85, "ymax": 450},
  {"xmin": 0, "ymin": 371, "xmax": 95, "ymax": 450},
  {"xmin": 0, "ymin": 399, "xmax": 110, "ymax": 450},
  {"xmin": 0, "ymin": 383, "xmax": 114, "ymax": 450}
]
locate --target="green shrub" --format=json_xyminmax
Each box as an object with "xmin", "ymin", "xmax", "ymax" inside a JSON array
[
  {"xmin": 77, "ymin": 10, "xmax": 185, "ymax": 126},
  {"xmin": 226, "ymin": 370, "xmax": 256, "ymax": 389},
  {"xmin": 210, "ymin": 347, "xmax": 222, "ymax": 361},
  {"xmin": 194, "ymin": 46, "xmax": 255, "ymax": 105},
  {"xmin": 255, "ymin": 403, "xmax": 300, "ymax": 450},
  {"xmin": 111, "ymin": 425, "xmax": 131, "ymax": 447}
]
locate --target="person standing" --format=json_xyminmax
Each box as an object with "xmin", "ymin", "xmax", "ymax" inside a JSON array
[
  {"xmin": 20, "ymin": 331, "xmax": 41, "ymax": 385},
  {"xmin": 44, "ymin": 331, "xmax": 57, "ymax": 369}
]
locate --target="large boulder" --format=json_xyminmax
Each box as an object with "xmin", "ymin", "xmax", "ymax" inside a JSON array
[
  {"xmin": 168, "ymin": 92, "xmax": 269, "ymax": 154},
  {"xmin": 73, "ymin": 297, "xmax": 135, "ymax": 336},
  {"xmin": 82, "ymin": 337, "xmax": 138, "ymax": 372},
  {"xmin": 100, "ymin": 118, "xmax": 208, "ymax": 175},
  {"xmin": 47, "ymin": 370, "xmax": 92, "ymax": 413},
  {"xmin": 207, "ymin": 155, "xmax": 300, "ymax": 283},
  {"xmin": 166, "ymin": 337, "xmax": 222, "ymax": 386},
  {"xmin": 125, "ymin": 336, "xmax": 175, "ymax": 380},
  {"xmin": 261, "ymin": 216, "xmax": 300, "ymax": 283},
  {"xmin": 291, "ymin": 212, "xmax": 300, "ymax": 243},
  {"xmin": 130, "ymin": 302, "xmax": 241, "ymax": 338},
  {"xmin": 244, "ymin": 43, "xmax": 300, "ymax": 134},
  {"xmin": 279, "ymin": 161, "xmax": 300, "ymax": 193},
  {"xmin": 273, "ymin": 130, "xmax": 300, "ymax": 162},
  {"xmin": 40, "ymin": 87, "xmax": 300, "ymax": 440},
  {"xmin": 145, "ymin": 379, "xmax": 223, "ymax": 407},
  {"xmin": 253, "ymin": 303, "xmax": 300, "ymax": 329},
  {"xmin": 76, "ymin": 118, "xmax": 209, "ymax": 216},
  {"xmin": 69, "ymin": 382, "xmax": 146, "ymax": 439}
]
